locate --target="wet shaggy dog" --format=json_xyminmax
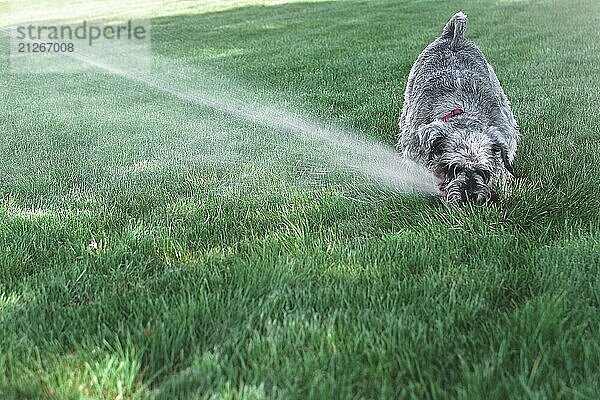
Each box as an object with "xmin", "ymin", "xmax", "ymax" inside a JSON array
[{"xmin": 397, "ymin": 12, "xmax": 519, "ymax": 204}]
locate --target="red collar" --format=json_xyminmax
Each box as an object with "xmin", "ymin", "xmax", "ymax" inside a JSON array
[{"xmin": 441, "ymin": 108, "xmax": 464, "ymax": 122}]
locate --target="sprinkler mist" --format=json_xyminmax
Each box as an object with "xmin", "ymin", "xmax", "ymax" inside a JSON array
[{"xmin": 3, "ymin": 29, "xmax": 439, "ymax": 197}]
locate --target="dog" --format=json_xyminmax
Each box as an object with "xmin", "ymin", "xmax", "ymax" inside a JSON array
[{"xmin": 397, "ymin": 12, "xmax": 519, "ymax": 204}]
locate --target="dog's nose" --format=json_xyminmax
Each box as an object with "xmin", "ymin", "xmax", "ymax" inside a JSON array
[
  {"xmin": 475, "ymin": 193, "xmax": 487, "ymax": 205},
  {"xmin": 472, "ymin": 191, "xmax": 499, "ymax": 204},
  {"xmin": 466, "ymin": 190, "xmax": 480, "ymax": 203},
  {"xmin": 465, "ymin": 190, "xmax": 491, "ymax": 205}
]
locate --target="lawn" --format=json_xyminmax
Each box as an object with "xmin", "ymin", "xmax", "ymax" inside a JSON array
[{"xmin": 1, "ymin": 0, "xmax": 600, "ymax": 398}]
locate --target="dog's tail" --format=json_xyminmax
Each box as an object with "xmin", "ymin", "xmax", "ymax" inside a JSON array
[{"xmin": 442, "ymin": 12, "xmax": 467, "ymax": 50}]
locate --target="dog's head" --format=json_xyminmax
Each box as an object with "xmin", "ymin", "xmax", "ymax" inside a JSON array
[{"xmin": 418, "ymin": 120, "xmax": 513, "ymax": 205}]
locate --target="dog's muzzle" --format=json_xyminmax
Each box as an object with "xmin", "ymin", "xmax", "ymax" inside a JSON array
[{"xmin": 442, "ymin": 170, "xmax": 498, "ymax": 205}]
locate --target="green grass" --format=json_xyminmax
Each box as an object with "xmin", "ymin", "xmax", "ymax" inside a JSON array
[{"xmin": 2, "ymin": 0, "xmax": 600, "ymax": 398}]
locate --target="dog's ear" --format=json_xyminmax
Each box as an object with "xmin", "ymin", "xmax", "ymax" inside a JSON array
[
  {"xmin": 491, "ymin": 140, "xmax": 514, "ymax": 176},
  {"xmin": 485, "ymin": 126, "xmax": 515, "ymax": 176},
  {"xmin": 501, "ymin": 149, "xmax": 514, "ymax": 176},
  {"xmin": 418, "ymin": 123, "xmax": 445, "ymax": 160}
]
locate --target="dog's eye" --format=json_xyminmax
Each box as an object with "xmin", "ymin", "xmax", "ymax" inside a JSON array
[
  {"xmin": 445, "ymin": 164, "xmax": 463, "ymax": 178},
  {"xmin": 479, "ymin": 170, "xmax": 491, "ymax": 184},
  {"xmin": 429, "ymin": 137, "xmax": 445, "ymax": 159}
]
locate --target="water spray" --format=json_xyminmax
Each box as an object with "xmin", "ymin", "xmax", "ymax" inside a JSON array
[{"xmin": 2, "ymin": 28, "xmax": 439, "ymax": 195}]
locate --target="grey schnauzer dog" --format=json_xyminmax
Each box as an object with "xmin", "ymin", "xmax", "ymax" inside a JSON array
[{"xmin": 397, "ymin": 12, "xmax": 519, "ymax": 204}]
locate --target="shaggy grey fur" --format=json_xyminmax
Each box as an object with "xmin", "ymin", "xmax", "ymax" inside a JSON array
[{"xmin": 397, "ymin": 12, "xmax": 519, "ymax": 204}]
